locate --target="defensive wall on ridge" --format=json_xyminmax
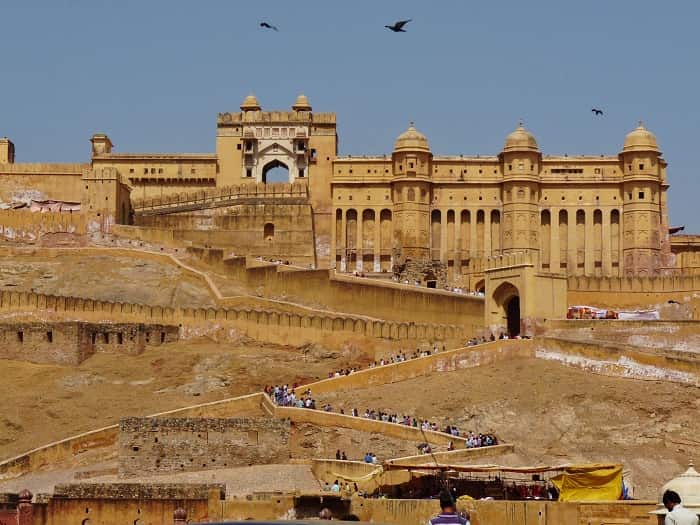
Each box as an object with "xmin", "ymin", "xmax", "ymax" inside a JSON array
[
  {"xmin": 184, "ymin": 246, "xmax": 485, "ymax": 327},
  {"xmin": 0, "ymin": 289, "xmax": 466, "ymax": 349},
  {"xmin": 0, "ymin": 321, "xmax": 178, "ymax": 365}
]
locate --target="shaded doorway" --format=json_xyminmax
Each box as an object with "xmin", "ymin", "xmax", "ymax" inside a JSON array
[{"xmin": 506, "ymin": 295, "xmax": 520, "ymax": 337}]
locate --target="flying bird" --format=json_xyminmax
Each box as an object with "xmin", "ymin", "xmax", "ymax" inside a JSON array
[
  {"xmin": 259, "ymin": 22, "xmax": 279, "ymax": 31},
  {"xmin": 591, "ymin": 108, "xmax": 604, "ymax": 116},
  {"xmin": 385, "ymin": 19, "xmax": 412, "ymax": 32}
]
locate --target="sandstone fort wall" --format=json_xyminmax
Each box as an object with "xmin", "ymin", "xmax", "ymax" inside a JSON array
[
  {"xmin": 567, "ymin": 274, "xmax": 700, "ymax": 308},
  {"xmin": 0, "ymin": 210, "xmax": 88, "ymax": 245},
  {"xmin": 0, "ymin": 321, "xmax": 179, "ymax": 365},
  {"xmin": 0, "ymin": 289, "xmax": 466, "ymax": 346},
  {"xmin": 118, "ymin": 417, "xmax": 290, "ymax": 477},
  {"xmin": 185, "ymin": 247, "xmax": 485, "ymax": 328}
]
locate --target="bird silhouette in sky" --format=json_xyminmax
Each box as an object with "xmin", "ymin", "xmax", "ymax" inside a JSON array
[
  {"xmin": 260, "ymin": 22, "xmax": 279, "ymax": 31},
  {"xmin": 591, "ymin": 108, "xmax": 604, "ymax": 116},
  {"xmin": 385, "ymin": 19, "xmax": 412, "ymax": 32}
]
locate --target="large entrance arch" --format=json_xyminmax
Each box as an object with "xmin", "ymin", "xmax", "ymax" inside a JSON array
[
  {"xmin": 262, "ymin": 160, "xmax": 290, "ymax": 184},
  {"xmin": 491, "ymin": 281, "xmax": 520, "ymax": 337}
]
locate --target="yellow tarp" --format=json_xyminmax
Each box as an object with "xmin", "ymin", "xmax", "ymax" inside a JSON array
[{"xmin": 550, "ymin": 465, "xmax": 623, "ymax": 502}]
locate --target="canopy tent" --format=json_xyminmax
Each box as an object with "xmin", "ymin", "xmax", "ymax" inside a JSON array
[{"xmin": 380, "ymin": 462, "xmax": 624, "ymax": 502}]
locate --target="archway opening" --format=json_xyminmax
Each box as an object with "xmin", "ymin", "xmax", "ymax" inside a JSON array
[
  {"xmin": 264, "ymin": 222, "xmax": 274, "ymax": 241},
  {"xmin": 262, "ymin": 160, "xmax": 290, "ymax": 184},
  {"xmin": 506, "ymin": 295, "xmax": 520, "ymax": 337}
]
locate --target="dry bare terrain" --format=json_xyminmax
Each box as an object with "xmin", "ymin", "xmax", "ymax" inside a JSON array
[
  {"xmin": 0, "ymin": 337, "xmax": 365, "ymax": 459},
  {"xmin": 316, "ymin": 357, "xmax": 700, "ymax": 499}
]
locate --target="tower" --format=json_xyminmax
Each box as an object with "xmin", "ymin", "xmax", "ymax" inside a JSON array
[
  {"xmin": 0, "ymin": 137, "xmax": 15, "ymax": 164},
  {"xmin": 499, "ymin": 122, "xmax": 542, "ymax": 257},
  {"xmin": 90, "ymin": 133, "xmax": 113, "ymax": 157},
  {"xmin": 391, "ymin": 123, "xmax": 433, "ymax": 263},
  {"xmin": 619, "ymin": 122, "xmax": 666, "ymax": 276}
]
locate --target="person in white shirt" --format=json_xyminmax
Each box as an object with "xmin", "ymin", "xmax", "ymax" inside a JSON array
[{"xmin": 663, "ymin": 490, "xmax": 699, "ymax": 525}]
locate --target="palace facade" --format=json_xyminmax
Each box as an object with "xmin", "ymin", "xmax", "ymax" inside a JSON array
[{"xmin": 1, "ymin": 94, "xmax": 696, "ymax": 282}]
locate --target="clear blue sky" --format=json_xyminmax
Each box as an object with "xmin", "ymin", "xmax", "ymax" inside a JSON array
[{"xmin": 2, "ymin": 1, "xmax": 698, "ymax": 230}]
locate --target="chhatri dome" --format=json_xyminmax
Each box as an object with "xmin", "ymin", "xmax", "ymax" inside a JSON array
[
  {"xmin": 394, "ymin": 122, "xmax": 431, "ymax": 153},
  {"xmin": 503, "ymin": 122, "xmax": 539, "ymax": 153},
  {"xmin": 622, "ymin": 121, "xmax": 660, "ymax": 153},
  {"xmin": 240, "ymin": 94, "xmax": 261, "ymax": 111},
  {"xmin": 292, "ymin": 93, "xmax": 312, "ymax": 111},
  {"xmin": 654, "ymin": 461, "xmax": 700, "ymax": 515}
]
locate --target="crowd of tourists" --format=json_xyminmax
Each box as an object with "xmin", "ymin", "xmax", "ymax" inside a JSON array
[{"xmin": 267, "ymin": 384, "xmax": 497, "ymax": 451}]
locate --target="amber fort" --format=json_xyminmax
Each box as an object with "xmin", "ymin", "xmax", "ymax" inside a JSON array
[{"xmin": 0, "ymin": 94, "xmax": 699, "ymax": 525}]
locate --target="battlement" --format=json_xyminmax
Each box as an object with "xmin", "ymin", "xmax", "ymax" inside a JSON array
[
  {"xmin": 217, "ymin": 111, "xmax": 336, "ymax": 126},
  {"xmin": 484, "ymin": 251, "xmax": 537, "ymax": 271},
  {"xmin": 0, "ymin": 162, "xmax": 89, "ymax": 175},
  {"xmin": 132, "ymin": 182, "xmax": 309, "ymax": 213}
]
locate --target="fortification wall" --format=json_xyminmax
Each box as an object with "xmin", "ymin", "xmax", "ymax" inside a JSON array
[
  {"xmin": 42, "ymin": 483, "xmax": 220, "ymax": 525},
  {"xmin": 0, "ymin": 167, "xmax": 85, "ymax": 204},
  {"xmin": 129, "ymin": 203, "xmax": 315, "ymax": 263},
  {"xmin": 0, "ymin": 321, "xmax": 90, "ymax": 365},
  {"xmin": 302, "ymin": 339, "xmax": 534, "ymax": 395},
  {"xmin": 350, "ymin": 498, "xmax": 656, "ymax": 525},
  {"xmin": 188, "ymin": 248, "xmax": 484, "ymax": 328},
  {"xmin": 118, "ymin": 417, "xmax": 290, "ymax": 477},
  {"xmin": 0, "ymin": 289, "xmax": 466, "ymax": 348},
  {"xmin": 535, "ymin": 336, "xmax": 700, "ymax": 385},
  {"xmin": 540, "ymin": 319, "xmax": 700, "ymax": 353},
  {"xmin": 0, "ymin": 321, "xmax": 179, "ymax": 365},
  {"xmin": 567, "ymin": 275, "xmax": 700, "ymax": 308},
  {"xmin": 0, "ymin": 210, "xmax": 88, "ymax": 245}
]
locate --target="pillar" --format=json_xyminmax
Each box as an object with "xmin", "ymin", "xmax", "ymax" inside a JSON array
[
  {"xmin": 484, "ymin": 209, "xmax": 492, "ymax": 256},
  {"xmin": 340, "ymin": 209, "xmax": 347, "ymax": 272},
  {"xmin": 568, "ymin": 209, "xmax": 577, "ymax": 274},
  {"xmin": 550, "ymin": 208, "xmax": 560, "ymax": 273},
  {"xmin": 470, "ymin": 210, "xmax": 478, "ymax": 257},
  {"xmin": 373, "ymin": 208, "xmax": 381, "ymax": 272},
  {"xmin": 454, "ymin": 210, "xmax": 462, "ymax": 277},
  {"xmin": 440, "ymin": 209, "xmax": 448, "ymax": 262},
  {"xmin": 584, "ymin": 209, "xmax": 594, "ymax": 276},
  {"xmin": 602, "ymin": 209, "xmax": 612, "ymax": 276},
  {"xmin": 356, "ymin": 212, "xmax": 363, "ymax": 271}
]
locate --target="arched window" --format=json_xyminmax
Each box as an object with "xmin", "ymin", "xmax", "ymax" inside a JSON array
[{"xmin": 264, "ymin": 223, "xmax": 274, "ymax": 240}]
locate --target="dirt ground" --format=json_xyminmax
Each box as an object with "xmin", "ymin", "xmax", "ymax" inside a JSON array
[
  {"xmin": 0, "ymin": 337, "xmax": 366, "ymax": 459},
  {"xmin": 316, "ymin": 357, "xmax": 700, "ymax": 499},
  {"xmin": 0, "ymin": 254, "xmax": 215, "ymax": 307}
]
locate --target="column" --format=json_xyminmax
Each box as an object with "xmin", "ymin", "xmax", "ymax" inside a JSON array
[
  {"xmin": 584, "ymin": 209, "xmax": 594, "ymax": 276},
  {"xmin": 484, "ymin": 209, "xmax": 492, "ymax": 256},
  {"xmin": 602, "ymin": 208, "xmax": 612, "ymax": 276},
  {"xmin": 440, "ymin": 209, "xmax": 448, "ymax": 263},
  {"xmin": 470, "ymin": 210, "xmax": 478, "ymax": 258},
  {"xmin": 550, "ymin": 208, "xmax": 560, "ymax": 273},
  {"xmin": 356, "ymin": 212, "xmax": 363, "ymax": 272},
  {"xmin": 340, "ymin": 209, "xmax": 347, "ymax": 272},
  {"xmin": 373, "ymin": 208, "xmax": 381, "ymax": 272},
  {"xmin": 331, "ymin": 209, "xmax": 337, "ymax": 270},
  {"xmin": 454, "ymin": 210, "xmax": 462, "ymax": 277},
  {"xmin": 568, "ymin": 209, "xmax": 577, "ymax": 274}
]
